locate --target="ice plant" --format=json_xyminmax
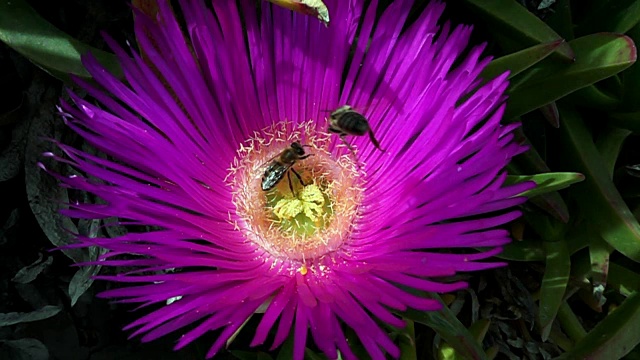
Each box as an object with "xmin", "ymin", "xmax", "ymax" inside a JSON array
[{"xmin": 44, "ymin": 0, "xmax": 532, "ymax": 358}]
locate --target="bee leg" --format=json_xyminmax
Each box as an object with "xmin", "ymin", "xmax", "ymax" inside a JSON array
[
  {"xmin": 287, "ymin": 171, "xmax": 296, "ymax": 196},
  {"xmin": 291, "ymin": 168, "xmax": 305, "ymax": 187},
  {"xmin": 368, "ymin": 130, "xmax": 385, "ymax": 152},
  {"xmin": 339, "ymin": 134, "xmax": 356, "ymax": 155},
  {"xmin": 339, "ymin": 134, "xmax": 362, "ymax": 170}
]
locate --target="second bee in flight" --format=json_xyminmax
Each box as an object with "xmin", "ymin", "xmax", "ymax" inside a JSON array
[
  {"xmin": 260, "ymin": 106, "xmax": 383, "ymax": 196},
  {"xmin": 328, "ymin": 105, "xmax": 384, "ymax": 154}
]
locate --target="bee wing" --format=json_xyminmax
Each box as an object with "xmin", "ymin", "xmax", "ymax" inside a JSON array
[{"xmin": 262, "ymin": 162, "xmax": 293, "ymax": 191}]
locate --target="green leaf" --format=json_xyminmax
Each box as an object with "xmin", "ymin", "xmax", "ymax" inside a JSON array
[
  {"xmin": 608, "ymin": 262, "xmax": 640, "ymax": 296},
  {"xmin": 0, "ymin": 338, "xmax": 48, "ymax": 360},
  {"xmin": 556, "ymin": 291, "xmax": 640, "ymax": 359},
  {"xmin": 397, "ymin": 320, "xmax": 417, "ymax": 360},
  {"xmin": 560, "ymin": 106, "xmax": 640, "ymax": 262},
  {"xmin": 506, "ymin": 172, "xmax": 585, "ymax": 198},
  {"xmin": 595, "ymin": 127, "xmax": 632, "ymax": 179},
  {"xmin": 460, "ymin": 0, "xmax": 574, "ymax": 61},
  {"xmin": 403, "ymin": 294, "xmax": 487, "ymax": 360},
  {"xmin": 508, "ymin": 131, "xmax": 572, "ymax": 223},
  {"xmin": 303, "ymin": 348, "xmax": 326, "ymax": 360},
  {"xmin": 543, "ymin": 0, "xmax": 574, "ymax": 41},
  {"xmin": 557, "ymin": 302, "xmax": 587, "ymax": 343},
  {"xmin": 0, "ymin": 305, "xmax": 61, "ymax": 327},
  {"xmin": 609, "ymin": 110, "xmax": 640, "ymax": 131},
  {"xmin": 25, "ymin": 74, "xmax": 86, "ymax": 263},
  {"xmin": 498, "ymin": 239, "xmax": 545, "ymax": 262},
  {"xmin": 570, "ymin": 84, "xmax": 622, "ymax": 110},
  {"xmin": 577, "ymin": 0, "xmax": 640, "ymax": 34},
  {"xmin": 538, "ymin": 241, "xmax": 571, "ymax": 341},
  {"xmin": 0, "ymin": 0, "xmax": 122, "ymax": 80},
  {"xmin": 481, "ymin": 40, "xmax": 566, "ymax": 81},
  {"xmin": 11, "ymin": 254, "xmax": 53, "ymax": 284},
  {"xmin": 506, "ymin": 33, "xmax": 637, "ymax": 119}
]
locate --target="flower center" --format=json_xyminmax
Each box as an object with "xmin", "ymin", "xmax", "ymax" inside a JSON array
[{"xmin": 227, "ymin": 121, "xmax": 363, "ymax": 261}]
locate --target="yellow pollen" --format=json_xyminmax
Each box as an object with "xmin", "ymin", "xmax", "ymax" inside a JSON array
[
  {"xmin": 273, "ymin": 184, "xmax": 325, "ymax": 222},
  {"xmin": 298, "ymin": 264, "xmax": 308, "ymax": 276},
  {"xmin": 227, "ymin": 120, "xmax": 364, "ymax": 261}
]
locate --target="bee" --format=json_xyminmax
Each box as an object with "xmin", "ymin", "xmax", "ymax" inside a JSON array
[
  {"xmin": 328, "ymin": 105, "xmax": 384, "ymax": 153},
  {"xmin": 262, "ymin": 142, "xmax": 312, "ymax": 195}
]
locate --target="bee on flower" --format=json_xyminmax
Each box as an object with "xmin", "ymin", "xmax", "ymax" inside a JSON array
[{"xmin": 44, "ymin": 0, "xmax": 532, "ymax": 359}]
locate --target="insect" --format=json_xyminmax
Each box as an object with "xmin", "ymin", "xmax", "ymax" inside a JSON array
[
  {"xmin": 328, "ymin": 105, "xmax": 384, "ymax": 153},
  {"xmin": 262, "ymin": 142, "xmax": 313, "ymax": 195}
]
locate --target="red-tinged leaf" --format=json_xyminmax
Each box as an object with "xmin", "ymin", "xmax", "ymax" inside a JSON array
[
  {"xmin": 506, "ymin": 33, "xmax": 637, "ymax": 119},
  {"xmin": 589, "ymin": 236, "xmax": 612, "ymax": 306},
  {"xmin": 132, "ymin": 0, "xmax": 159, "ymax": 18},
  {"xmin": 556, "ymin": 292, "xmax": 640, "ymax": 359},
  {"xmin": 621, "ymin": 23, "xmax": 640, "ymax": 111},
  {"xmin": 560, "ymin": 106, "xmax": 640, "ymax": 263},
  {"xmin": 460, "ymin": 0, "xmax": 574, "ymax": 61},
  {"xmin": 539, "ymin": 102, "xmax": 560, "ymax": 128}
]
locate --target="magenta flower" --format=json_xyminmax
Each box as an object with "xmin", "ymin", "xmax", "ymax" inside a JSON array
[{"xmin": 45, "ymin": 0, "xmax": 531, "ymax": 358}]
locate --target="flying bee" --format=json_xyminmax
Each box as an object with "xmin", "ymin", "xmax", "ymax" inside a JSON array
[
  {"xmin": 328, "ymin": 105, "xmax": 384, "ymax": 154},
  {"xmin": 262, "ymin": 142, "xmax": 313, "ymax": 195}
]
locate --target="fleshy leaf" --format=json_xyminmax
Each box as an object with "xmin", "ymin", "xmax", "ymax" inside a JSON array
[
  {"xmin": 11, "ymin": 254, "xmax": 53, "ymax": 284},
  {"xmin": 556, "ymin": 291, "xmax": 640, "ymax": 359},
  {"xmin": 539, "ymin": 241, "xmax": 570, "ymax": 341},
  {"xmin": 608, "ymin": 262, "xmax": 640, "ymax": 297},
  {"xmin": 560, "ymin": 106, "xmax": 640, "ymax": 262},
  {"xmin": 595, "ymin": 126, "xmax": 632, "ymax": 179},
  {"xmin": 499, "ymin": 239, "xmax": 545, "ymax": 262},
  {"xmin": 506, "ymin": 33, "xmax": 637, "ymax": 119},
  {"xmin": 460, "ymin": 0, "xmax": 574, "ymax": 61},
  {"xmin": 506, "ymin": 172, "xmax": 585, "ymax": 198},
  {"xmin": 68, "ymin": 220, "xmax": 104, "ymax": 306},
  {"xmin": 397, "ymin": 320, "xmax": 417, "ymax": 360},
  {"xmin": 509, "ymin": 130, "xmax": 571, "ymax": 222},
  {"xmin": 610, "ymin": 110, "xmax": 640, "ymax": 131},
  {"xmin": 25, "ymin": 83, "xmax": 85, "ymax": 263},
  {"xmin": 577, "ymin": 0, "xmax": 640, "ymax": 34},
  {"xmin": 0, "ymin": 305, "xmax": 61, "ymax": 326},
  {"xmin": 0, "ymin": 338, "xmax": 49, "ymax": 360},
  {"xmin": 0, "ymin": 0, "xmax": 122, "ymax": 80},
  {"xmin": 480, "ymin": 40, "xmax": 565, "ymax": 81},
  {"xmin": 403, "ymin": 294, "xmax": 487, "ymax": 360}
]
